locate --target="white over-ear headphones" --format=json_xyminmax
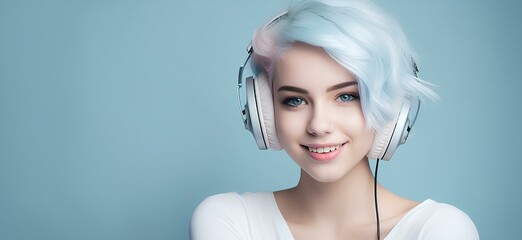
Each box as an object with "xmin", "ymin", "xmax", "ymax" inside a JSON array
[{"xmin": 237, "ymin": 13, "xmax": 421, "ymax": 160}]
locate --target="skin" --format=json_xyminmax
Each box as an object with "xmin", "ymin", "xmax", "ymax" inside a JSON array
[{"xmin": 272, "ymin": 43, "xmax": 419, "ymax": 240}]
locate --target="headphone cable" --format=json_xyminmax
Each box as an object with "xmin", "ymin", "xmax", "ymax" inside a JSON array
[{"xmin": 374, "ymin": 159, "xmax": 381, "ymax": 240}]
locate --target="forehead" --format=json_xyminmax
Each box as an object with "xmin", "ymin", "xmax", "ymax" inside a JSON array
[{"xmin": 274, "ymin": 43, "xmax": 356, "ymax": 88}]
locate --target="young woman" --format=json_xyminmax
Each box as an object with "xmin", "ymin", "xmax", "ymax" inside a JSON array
[{"xmin": 190, "ymin": 0, "xmax": 479, "ymax": 239}]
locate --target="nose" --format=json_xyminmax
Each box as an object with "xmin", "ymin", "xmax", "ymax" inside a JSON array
[{"xmin": 306, "ymin": 104, "xmax": 334, "ymax": 136}]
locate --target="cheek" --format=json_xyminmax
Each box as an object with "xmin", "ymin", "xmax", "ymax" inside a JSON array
[
  {"xmin": 359, "ymin": 129, "xmax": 376, "ymax": 150},
  {"xmin": 346, "ymin": 109, "xmax": 375, "ymax": 150},
  {"xmin": 274, "ymin": 106, "xmax": 306, "ymax": 147}
]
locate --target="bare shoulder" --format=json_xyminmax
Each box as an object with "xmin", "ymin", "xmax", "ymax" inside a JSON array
[{"xmin": 379, "ymin": 193, "xmax": 422, "ymax": 236}]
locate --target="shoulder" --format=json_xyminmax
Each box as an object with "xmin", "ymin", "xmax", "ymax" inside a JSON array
[
  {"xmin": 193, "ymin": 192, "xmax": 245, "ymax": 215},
  {"xmin": 190, "ymin": 192, "xmax": 275, "ymax": 240},
  {"xmin": 191, "ymin": 192, "xmax": 273, "ymax": 217},
  {"xmin": 190, "ymin": 192, "xmax": 248, "ymax": 240},
  {"xmin": 398, "ymin": 200, "xmax": 479, "ymax": 240},
  {"xmin": 419, "ymin": 201, "xmax": 479, "ymax": 239}
]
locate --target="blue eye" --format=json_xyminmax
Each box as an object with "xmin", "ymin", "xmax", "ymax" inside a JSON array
[
  {"xmin": 336, "ymin": 93, "xmax": 357, "ymax": 102},
  {"xmin": 283, "ymin": 97, "xmax": 305, "ymax": 107}
]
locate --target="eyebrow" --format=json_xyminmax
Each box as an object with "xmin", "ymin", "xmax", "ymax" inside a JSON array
[
  {"xmin": 326, "ymin": 81, "xmax": 358, "ymax": 92},
  {"xmin": 277, "ymin": 81, "xmax": 358, "ymax": 94}
]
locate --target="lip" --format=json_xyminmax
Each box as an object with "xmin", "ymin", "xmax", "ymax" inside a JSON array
[{"xmin": 302, "ymin": 142, "xmax": 347, "ymax": 162}]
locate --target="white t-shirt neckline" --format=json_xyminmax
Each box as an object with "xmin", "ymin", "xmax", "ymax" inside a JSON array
[{"xmin": 265, "ymin": 191, "xmax": 434, "ymax": 240}]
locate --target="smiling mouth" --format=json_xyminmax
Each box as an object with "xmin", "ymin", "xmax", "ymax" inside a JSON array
[{"xmin": 305, "ymin": 143, "xmax": 346, "ymax": 153}]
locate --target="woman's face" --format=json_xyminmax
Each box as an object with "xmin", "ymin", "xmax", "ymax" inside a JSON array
[{"xmin": 273, "ymin": 43, "xmax": 375, "ymax": 183}]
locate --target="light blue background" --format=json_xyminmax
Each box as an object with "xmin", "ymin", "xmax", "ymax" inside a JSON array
[{"xmin": 1, "ymin": 0, "xmax": 520, "ymax": 239}]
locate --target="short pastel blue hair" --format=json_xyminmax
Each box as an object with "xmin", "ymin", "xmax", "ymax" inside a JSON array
[{"xmin": 251, "ymin": 0, "xmax": 437, "ymax": 132}]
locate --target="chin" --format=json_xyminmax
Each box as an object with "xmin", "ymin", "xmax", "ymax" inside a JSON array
[
  {"xmin": 303, "ymin": 155, "xmax": 371, "ymax": 184},
  {"xmin": 303, "ymin": 167, "xmax": 348, "ymax": 183}
]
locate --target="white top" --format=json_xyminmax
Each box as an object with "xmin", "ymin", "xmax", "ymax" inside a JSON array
[{"xmin": 190, "ymin": 192, "xmax": 479, "ymax": 240}]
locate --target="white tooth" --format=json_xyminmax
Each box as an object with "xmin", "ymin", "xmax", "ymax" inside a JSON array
[{"xmin": 308, "ymin": 145, "xmax": 343, "ymax": 153}]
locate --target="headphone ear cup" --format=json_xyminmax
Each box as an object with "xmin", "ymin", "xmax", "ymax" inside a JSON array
[
  {"xmin": 245, "ymin": 76, "xmax": 267, "ymax": 149},
  {"xmin": 367, "ymin": 99, "xmax": 413, "ymax": 160},
  {"xmin": 367, "ymin": 121, "xmax": 395, "ymax": 160},
  {"xmin": 254, "ymin": 73, "xmax": 282, "ymax": 150}
]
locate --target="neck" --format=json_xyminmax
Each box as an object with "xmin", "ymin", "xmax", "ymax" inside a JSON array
[{"xmin": 291, "ymin": 159, "xmax": 380, "ymax": 223}]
